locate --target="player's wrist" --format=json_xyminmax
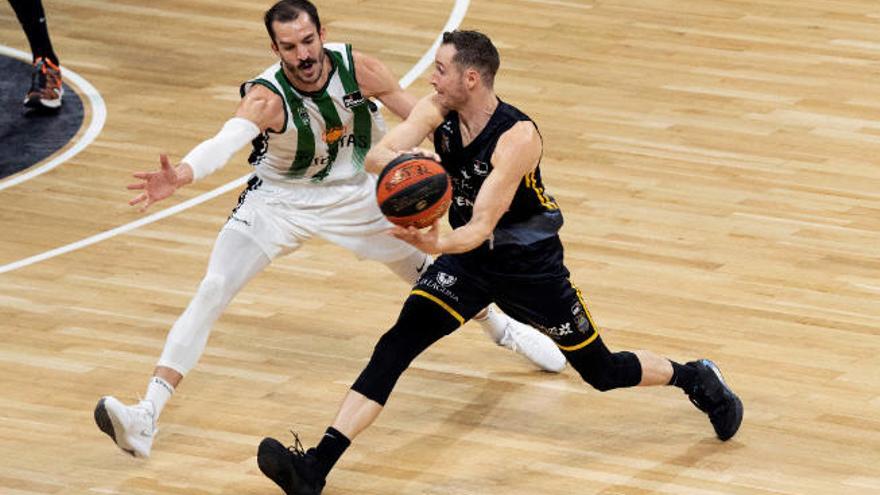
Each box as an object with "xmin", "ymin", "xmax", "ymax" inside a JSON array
[{"xmin": 175, "ymin": 163, "xmax": 194, "ymax": 187}]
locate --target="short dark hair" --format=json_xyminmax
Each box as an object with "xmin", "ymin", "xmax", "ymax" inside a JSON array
[
  {"xmin": 441, "ymin": 30, "xmax": 500, "ymax": 87},
  {"xmin": 264, "ymin": 0, "xmax": 321, "ymax": 42}
]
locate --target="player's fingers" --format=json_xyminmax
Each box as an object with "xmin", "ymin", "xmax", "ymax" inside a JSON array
[
  {"xmin": 129, "ymin": 193, "xmax": 147, "ymax": 206},
  {"xmin": 159, "ymin": 153, "xmax": 172, "ymax": 170},
  {"xmin": 390, "ymin": 227, "xmax": 414, "ymax": 241},
  {"xmin": 132, "ymin": 172, "xmax": 151, "ymax": 179},
  {"xmin": 127, "ymin": 182, "xmax": 146, "ymax": 190}
]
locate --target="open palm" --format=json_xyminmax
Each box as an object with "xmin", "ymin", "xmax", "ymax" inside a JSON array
[{"xmin": 127, "ymin": 154, "xmax": 180, "ymax": 211}]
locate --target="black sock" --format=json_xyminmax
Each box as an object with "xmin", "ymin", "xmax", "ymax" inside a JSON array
[
  {"xmin": 313, "ymin": 426, "xmax": 351, "ymax": 479},
  {"xmin": 668, "ymin": 360, "xmax": 698, "ymax": 392},
  {"xmin": 8, "ymin": 0, "xmax": 60, "ymax": 65}
]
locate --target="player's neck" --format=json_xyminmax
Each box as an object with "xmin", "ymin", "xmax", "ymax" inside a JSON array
[{"xmin": 458, "ymin": 91, "xmax": 498, "ymax": 139}]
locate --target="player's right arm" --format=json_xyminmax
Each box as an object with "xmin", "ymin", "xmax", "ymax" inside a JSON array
[
  {"xmin": 127, "ymin": 85, "xmax": 283, "ymax": 211},
  {"xmin": 364, "ymin": 93, "xmax": 446, "ymax": 175}
]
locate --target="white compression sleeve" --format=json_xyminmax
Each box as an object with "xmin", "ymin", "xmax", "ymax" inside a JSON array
[
  {"xmin": 157, "ymin": 229, "xmax": 270, "ymax": 375},
  {"xmin": 183, "ymin": 117, "xmax": 261, "ymax": 181}
]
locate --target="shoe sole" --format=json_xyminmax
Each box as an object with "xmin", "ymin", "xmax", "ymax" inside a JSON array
[
  {"xmin": 24, "ymin": 97, "xmax": 62, "ymax": 110},
  {"xmin": 94, "ymin": 398, "xmax": 137, "ymax": 457},
  {"xmin": 23, "ymin": 86, "xmax": 63, "ymax": 110}
]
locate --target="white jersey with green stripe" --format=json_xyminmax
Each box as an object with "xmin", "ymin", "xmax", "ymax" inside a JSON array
[{"xmin": 241, "ymin": 43, "xmax": 387, "ymax": 185}]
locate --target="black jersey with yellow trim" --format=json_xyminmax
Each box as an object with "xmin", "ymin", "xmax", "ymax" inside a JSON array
[{"xmin": 433, "ymin": 99, "xmax": 562, "ymax": 246}]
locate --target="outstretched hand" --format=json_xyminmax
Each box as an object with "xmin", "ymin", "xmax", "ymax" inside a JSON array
[
  {"xmin": 390, "ymin": 219, "xmax": 442, "ymax": 254},
  {"xmin": 127, "ymin": 154, "xmax": 181, "ymax": 211}
]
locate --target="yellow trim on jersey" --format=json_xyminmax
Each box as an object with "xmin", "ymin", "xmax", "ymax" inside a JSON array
[
  {"xmin": 411, "ymin": 290, "xmax": 465, "ymax": 324},
  {"xmin": 524, "ymin": 171, "xmax": 559, "ymax": 210},
  {"xmin": 557, "ymin": 281, "xmax": 600, "ymax": 351},
  {"xmin": 557, "ymin": 331, "xmax": 600, "ymax": 351},
  {"xmin": 571, "ymin": 281, "xmax": 599, "ymax": 331}
]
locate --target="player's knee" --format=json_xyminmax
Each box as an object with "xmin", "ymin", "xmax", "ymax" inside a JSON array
[
  {"xmin": 577, "ymin": 368, "xmax": 618, "ymax": 392},
  {"xmin": 372, "ymin": 331, "xmax": 414, "ymax": 377},
  {"xmin": 194, "ymin": 273, "xmax": 229, "ymax": 310},
  {"xmin": 352, "ymin": 330, "xmax": 412, "ymax": 405},
  {"xmin": 569, "ymin": 350, "xmax": 642, "ymax": 392}
]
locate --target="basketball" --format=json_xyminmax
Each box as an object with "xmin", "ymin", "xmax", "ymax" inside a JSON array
[{"xmin": 376, "ymin": 153, "xmax": 452, "ymax": 228}]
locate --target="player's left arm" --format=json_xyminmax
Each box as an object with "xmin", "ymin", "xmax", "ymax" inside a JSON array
[
  {"xmin": 353, "ymin": 50, "xmax": 418, "ymax": 120},
  {"xmin": 393, "ymin": 121, "xmax": 542, "ymax": 254}
]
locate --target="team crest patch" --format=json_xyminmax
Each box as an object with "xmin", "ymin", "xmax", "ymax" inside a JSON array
[
  {"xmin": 343, "ymin": 90, "xmax": 366, "ymax": 108},
  {"xmin": 437, "ymin": 272, "xmax": 457, "ymax": 287},
  {"xmin": 297, "ymin": 106, "xmax": 311, "ymax": 126}
]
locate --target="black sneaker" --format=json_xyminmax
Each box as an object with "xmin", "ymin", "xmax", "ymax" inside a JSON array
[
  {"xmin": 258, "ymin": 434, "xmax": 325, "ymax": 495},
  {"xmin": 686, "ymin": 359, "xmax": 743, "ymax": 441}
]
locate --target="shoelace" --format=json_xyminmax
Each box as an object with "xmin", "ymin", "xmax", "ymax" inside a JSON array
[
  {"xmin": 134, "ymin": 395, "xmax": 157, "ymax": 433},
  {"xmin": 29, "ymin": 58, "xmax": 61, "ymax": 93},
  {"xmin": 287, "ymin": 430, "xmax": 306, "ymax": 456},
  {"xmin": 29, "ymin": 61, "xmax": 47, "ymax": 93}
]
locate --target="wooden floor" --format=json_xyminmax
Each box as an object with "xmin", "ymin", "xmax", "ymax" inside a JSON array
[{"xmin": 2, "ymin": 0, "xmax": 880, "ymax": 493}]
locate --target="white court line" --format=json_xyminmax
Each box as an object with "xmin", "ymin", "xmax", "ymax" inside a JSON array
[
  {"xmin": 0, "ymin": 45, "xmax": 108, "ymax": 191},
  {"xmin": 0, "ymin": 1, "xmax": 470, "ymax": 275}
]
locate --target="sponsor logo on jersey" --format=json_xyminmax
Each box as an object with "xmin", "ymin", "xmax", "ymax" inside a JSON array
[
  {"xmin": 473, "ymin": 159, "xmax": 489, "ymax": 176},
  {"xmin": 343, "ymin": 90, "xmax": 366, "ymax": 108},
  {"xmin": 541, "ymin": 322, "xmax": 574, "ymax": 338},
  {"xmin": 454, "ymin": 196, "xmax": 475, "ymax": 208},
  {"xmin": 323, "ymin": 126, "xmax": 345, "ymax": 145},
  {"xmin": 418, "ymin": 273, "xmax": 460, "ymax": 302}
]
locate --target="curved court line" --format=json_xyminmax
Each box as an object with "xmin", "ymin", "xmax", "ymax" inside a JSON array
[
  {"xmin": 0, "ymin": 0, "xmax": 470, "ymax": 275},
  {"xmin": 0, "ymin": 45, "xmax": 108, "ymax": 191}
]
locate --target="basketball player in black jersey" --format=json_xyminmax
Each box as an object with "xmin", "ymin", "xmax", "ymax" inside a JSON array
[{"xmin": 256, "ymin": 30, "xmax": 744, "ymax": 495}]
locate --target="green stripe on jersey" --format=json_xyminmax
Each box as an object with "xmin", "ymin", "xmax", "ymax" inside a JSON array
[
  {"xmin": 336, "ymin": 45, "xmax": 371, "ymax": 171},
  {"xmin": 310, "ymin": 91, "xmax": 343, "ymax": 182},
  {"xmin": 274, "ymin": 69, "xmax": 315, "ymax": 178}
]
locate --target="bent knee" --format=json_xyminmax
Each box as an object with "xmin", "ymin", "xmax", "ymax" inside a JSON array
[{"xmin": 579, "ymin": 371, "xmax": 619, "ymax": 392}]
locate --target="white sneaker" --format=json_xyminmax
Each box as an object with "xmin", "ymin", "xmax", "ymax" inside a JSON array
[
  {"xmin": 94, "ymin": 396, "xmax": 157, "ymax": 458},
  {"xmin": 497, "ymin": 320, "xmax": 567, "ymax": 373}
]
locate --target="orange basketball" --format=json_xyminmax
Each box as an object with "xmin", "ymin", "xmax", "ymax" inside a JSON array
[{"xmin": 376, "ymin": 153, "xmax": 452, "ymax": 229}]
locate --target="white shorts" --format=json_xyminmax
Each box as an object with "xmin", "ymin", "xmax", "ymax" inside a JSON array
[{"xmin": 222, "ymin": 172, "xmax": 418, "ymax": 263}]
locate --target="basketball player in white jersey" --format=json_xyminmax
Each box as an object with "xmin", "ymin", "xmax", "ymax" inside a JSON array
[{"xmin": 93, "ymin": 0, "xmax": 565, "ymax": 459}]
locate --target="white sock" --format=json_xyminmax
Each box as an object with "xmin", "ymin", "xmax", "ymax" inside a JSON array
[
  {"xmin": 144, "ymin": 376, "xmax": 174, "ymax": 418},
  {"xmin": 475, "ymin": 306, "xmax": 509, "ymax": 344}
]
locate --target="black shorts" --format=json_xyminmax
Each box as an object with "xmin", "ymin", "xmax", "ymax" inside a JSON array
[{"xmin": 411, "ymin": 236, "xmax": 599, "ymax": 351}]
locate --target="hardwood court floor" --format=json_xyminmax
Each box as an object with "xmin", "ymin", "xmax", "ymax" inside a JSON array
[{"xmin": 1, "ymin": 0, "xmax": 879, "ymax": 493}]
